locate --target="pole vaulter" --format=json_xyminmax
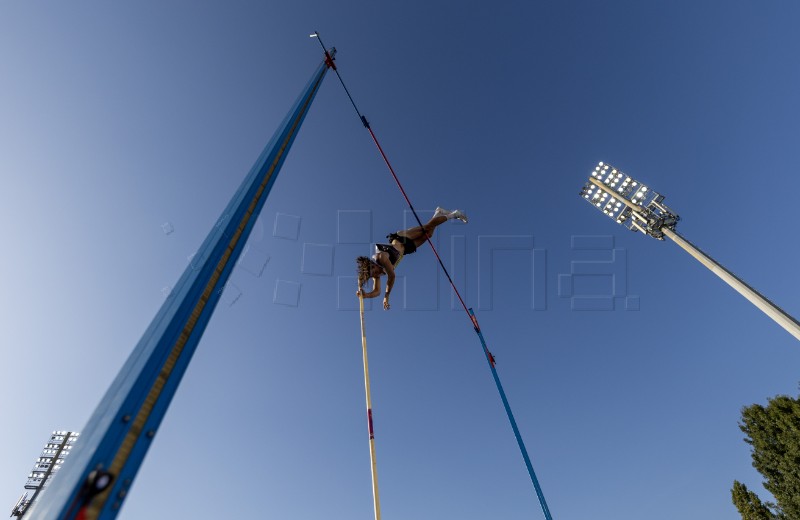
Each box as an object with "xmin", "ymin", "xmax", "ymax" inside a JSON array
[{"xmin": 28, "ymin": 52, "xmax": 335, "ymax": 520}]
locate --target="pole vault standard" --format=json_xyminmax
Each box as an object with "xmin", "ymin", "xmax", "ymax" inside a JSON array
[
  {"xmin": 580, "ymin": 162, "xmax": 800, "ymax": 342},
  {"xmin": 358, "ymin": 294, "xmax": 382, "ymax": 520},
  {"xmin": 28, "ymin": 54, "xmax": 335, "ymax": 520}
]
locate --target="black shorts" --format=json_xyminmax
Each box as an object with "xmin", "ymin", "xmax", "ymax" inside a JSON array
[{"xmin": 386, "ymin": 233, "xmax": 417, "ymax": 255}]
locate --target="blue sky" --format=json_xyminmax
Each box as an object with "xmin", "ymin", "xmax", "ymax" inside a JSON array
[{"xmin": 2, "ymin": 2, "xmax": 800, "ymax": 519}]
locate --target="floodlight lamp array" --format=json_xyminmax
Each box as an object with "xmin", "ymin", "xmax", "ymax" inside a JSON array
[{"xmin": 580, "ymin": 162, "xmax": 680, "ymax": 240}]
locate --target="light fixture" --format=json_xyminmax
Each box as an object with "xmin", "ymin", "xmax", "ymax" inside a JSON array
[{"xmin": 579, "ymin": 161, "xmax": 800, "ymax": 342}]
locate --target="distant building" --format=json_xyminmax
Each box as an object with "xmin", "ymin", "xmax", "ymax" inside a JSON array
[{"xmin": 10, "ymin": 431, "xmax": 80, "ymax": 517}]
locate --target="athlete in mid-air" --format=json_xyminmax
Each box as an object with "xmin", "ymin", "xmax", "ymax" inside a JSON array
[{"xmin": 357, "ymin": 207, "xmax": 468, "ymax": 310}]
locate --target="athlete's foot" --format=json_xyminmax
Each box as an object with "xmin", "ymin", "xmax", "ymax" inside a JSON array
[
  {"xmin": 433, "ymin": 206, "xmax": 449, "ymax": 219},
  {"xmin": 451, "ymin": 210, "xmax": 468, "ymax": 223}
]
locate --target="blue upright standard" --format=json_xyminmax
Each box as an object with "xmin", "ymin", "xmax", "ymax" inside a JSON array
[{"xmin": 28, "ymin": 53, "xmax": 334, "ymax": 520}]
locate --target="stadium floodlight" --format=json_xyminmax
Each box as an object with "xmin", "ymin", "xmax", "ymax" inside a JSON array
[
  {"xmin": 580, "ymin": 162, "xmax": 679, "ymax": 239},
  {"xmin": 580, "ymin": 161, "xmax": 800, "ymax": 342}
]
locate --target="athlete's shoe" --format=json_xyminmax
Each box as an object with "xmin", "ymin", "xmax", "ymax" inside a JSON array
[
  {"xmin": 451, "ymin": 210, "xmax": 468, "ymax": 223},
  {"xmin": 434, "ymin": 206, "xmax": 468, "ymax": 223}
]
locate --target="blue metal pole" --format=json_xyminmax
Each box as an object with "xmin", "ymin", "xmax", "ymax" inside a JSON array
[
  {"xmin": 468, "ymin": 309, "xmax": 553, "ymax": 520},
  {"xmin": 28, "ymin": 54, "xmax": 334, "ymax": 520}
]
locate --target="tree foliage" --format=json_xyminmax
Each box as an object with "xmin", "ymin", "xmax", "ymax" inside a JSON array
[
  {"xmin": 732, "ymin": 392, "xmax": 800, "ymax": 520},
  {"xmin": 732, "ymin": 480, "xmax": 783, "ymax": 520}
]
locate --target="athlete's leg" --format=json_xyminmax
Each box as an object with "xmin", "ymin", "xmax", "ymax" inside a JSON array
[
  {"xmin": 397, "ymin": 215, "xmax": 448, "ymax": 247},
  {"xmin": 397, "ymin": 208, "xmax": 467, "ymax": 248}
]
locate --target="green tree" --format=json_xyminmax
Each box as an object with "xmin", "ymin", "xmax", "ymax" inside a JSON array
[
  {"xmin": 732, "ymin": 392, "xmax": 800, "ymax": 520},
  {"xmin": 732, "ymin": 481, "xmax": 783, "ymax": 520}
]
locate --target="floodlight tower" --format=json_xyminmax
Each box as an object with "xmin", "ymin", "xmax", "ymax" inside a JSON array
[
  {"xmin": 10, "ymin": 431, "xmax": 80, "ymax": 517},
  {"xmin": 579, "ymin": 161, "xmax": 800, "ymax": 342}
]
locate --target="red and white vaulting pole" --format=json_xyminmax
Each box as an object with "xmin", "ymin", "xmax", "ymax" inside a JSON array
[{"xmin": 358, "ymin": 293, "xmax": 382, "ymax": 520}]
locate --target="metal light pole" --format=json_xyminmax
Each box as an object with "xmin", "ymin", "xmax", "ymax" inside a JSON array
[{"xmin": 579, "ymin": 162, "xmax": 800, "ymax": 342}]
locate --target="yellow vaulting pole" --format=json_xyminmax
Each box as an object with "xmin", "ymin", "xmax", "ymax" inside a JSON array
[{"xmin": 358, "ymin": 293, "xmax": 382, "ymax": 520}]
